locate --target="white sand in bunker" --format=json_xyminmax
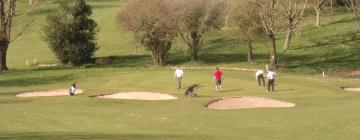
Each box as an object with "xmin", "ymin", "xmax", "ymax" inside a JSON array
[
  {"xmin": 207, "ymin": 96, "xmax": 295, "ymax": 110},
  {"xmin": 96, "ymin": 92, "xmax": 178, "ymax": 100},
  {"xmin": 16, "ymin": 89, "xmax": 83, "ymax": 97},
  {"xmin": 343, "ymin": 87, "xmax": 360, "ymax": 92}
]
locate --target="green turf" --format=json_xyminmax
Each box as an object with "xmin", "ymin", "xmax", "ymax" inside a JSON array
[
  {"xmin": 0, "ymin": 68, "xmax": 359, "ymax": 140},
  {"xmin": 1, "ymin": 0, "xmax": 360, "ymax": 139}
]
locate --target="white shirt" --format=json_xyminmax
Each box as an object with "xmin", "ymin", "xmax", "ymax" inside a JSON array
[
  {"xmin": 267, "ymin": 71, "xmax": 276, "ymax": 80},
  {"xmin": 70, "ymin": 86, "xmax": 76, "ymax": 93},
  {"xmin": 255, "ymin": 70, "xmax": 264, "ymax": 77},
  {"xmin": 174, "ymin": 69, "xmax": 184, "ymax": 78}
]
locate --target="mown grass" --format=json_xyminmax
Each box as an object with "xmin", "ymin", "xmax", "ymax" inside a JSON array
[
  {"xmin": 0, "ymin": 68, "xmax": 360, "ymax": 140},
  {"xmin": 1, "ymin": 1, "xmax": 360, "ymax": 139}
]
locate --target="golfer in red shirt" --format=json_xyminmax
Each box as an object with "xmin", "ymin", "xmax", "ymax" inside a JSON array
[{"xmin": 214, "ymin": 67, "xmax": 223, "ymax": 92}]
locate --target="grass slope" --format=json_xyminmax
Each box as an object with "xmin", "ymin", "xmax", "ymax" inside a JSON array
[{"xmin": 7, "ymin": 0, "xmax": 360, "ymax": 73}]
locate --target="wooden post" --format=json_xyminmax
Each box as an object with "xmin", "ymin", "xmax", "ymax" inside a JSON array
[{"xmin": 26, "ymin": 59, "xmax": 29, "ymax": 72}]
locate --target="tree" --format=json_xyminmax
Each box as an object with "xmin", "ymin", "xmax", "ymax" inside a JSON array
[
  {"xmin": 346, "ymin": 0, "xmax": 360, "ymax": 32},
  {"xmin": 330, "ymin": 0, "xmax": 334, "ymax": 15},
  {"xmin": 313, "ymin": 0, "xmax": 327, "ymax": 27},
  {"xmin": 229, "ymin": 0, "xmax": 261, "ymax": 63},
  {"xmin": 223, "ymin": 0, "xmax": 237, "ymax": 28},
  {"xmin": 0, "ymin": 0, "xmax": 16, "ymax": 71},
  {"xmin": 281, "ymin": 0, "xmax": 308, "ymax": 51},
  {"xmin": 118, "ymin": 0, "xmax": 178, "ymax": 66},
  {"xmin": 43, "ymin": 0, "xmax": 98, "ymax": 66},
  {"xmin": 0, "ymin": 0, "xmax": 39, "ymax": 72},
  {"xmin": 257, "ymin": 0, "xmax": 282, "ymax": 69},
  {"xmin": 176, "ymin": 0, "xmax": 225, "ymax": 62}
]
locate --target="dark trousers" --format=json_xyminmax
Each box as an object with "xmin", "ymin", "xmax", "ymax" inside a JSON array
[
  {"xmin": 70, "ymin": 92, "xmax": 75, "ymax": 96},
  {"xmin": 176, "ymin": 77, "xmax": 182, "ymax": 89},
  {"xmin": 267, "ymin": 79, "xmax": 275, "ymax": 92},
  {"xmin": 257, "ymin": 75, "xmax": 265, "ymax": 86}
]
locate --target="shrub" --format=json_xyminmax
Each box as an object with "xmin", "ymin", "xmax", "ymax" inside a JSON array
[{"xmin": 43, "ymin": 0, "xmax": 98, "ymax": 66}]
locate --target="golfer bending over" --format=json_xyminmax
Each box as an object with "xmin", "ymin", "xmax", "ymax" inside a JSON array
[
  {"xmin": 174, "ymin": 66, "xmax": 184, "ymax": 89},
  {"xmin": 255, "ymin": 70, "xmax": 265, "ymax": 86},
  {"xmin": 214, "ymin": 67, "xmax": 223, "ymax": 92},
  {"xmin": 267, "ymin": 69, "xmax": 276, "ymax": 92}
]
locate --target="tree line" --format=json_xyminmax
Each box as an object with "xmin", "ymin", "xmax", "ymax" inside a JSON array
[
  {"xmin": 0, "ymin": 0, "xmax": 359, "ymax": 72},
  {"xmin": 118, "ymin": 0, "xmax": 360, "ymax": 69}
]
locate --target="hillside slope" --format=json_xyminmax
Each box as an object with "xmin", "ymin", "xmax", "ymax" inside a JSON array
[{"xmin": 8, "ymin": 0, "xmax": 360, "ymax": 74}]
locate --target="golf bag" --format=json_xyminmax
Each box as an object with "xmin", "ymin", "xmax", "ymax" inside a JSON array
[{"xmin": 185, "ymin": 84, "xmax": 199, "ymax": 97}]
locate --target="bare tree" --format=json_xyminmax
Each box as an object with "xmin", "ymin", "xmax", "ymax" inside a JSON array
[
  {"xmin": 223, "ymin": 0, "xmax": 236, "ymax": 28},
  {"xmin": 314, "ymin": 0, "xmax": 327, "ymax": 27},
  {"xmin": 281, "ymin": 0, "xmax": 308, "ymax": 51},
  {"xmin": 176, "ymin": 0, "xmax": 225, "ymax": 62},
  {"xmin": 229, "ymin": 0, "xmax": 261, "ymax": 63},
  {"xmin": 0, "ymin": 0, "xmax": 39, "ymax": 71},
  {"xmin": 0, "ymin": 0, "xmax": 16, "ymax": 71},
  {"xmin": 118, "ymin": 0, "xmax": 178, "ymax": 66},
  {"xmin": 257, "ymin": 0, "xmax": 281, "ymax": 69},
  {"xmin": 346, "ymin": 0, "xmax": 360, "ymax": 32},
  {"xmin": 330, "ymin": 0, "xmax": 334, "ymax": 15}
]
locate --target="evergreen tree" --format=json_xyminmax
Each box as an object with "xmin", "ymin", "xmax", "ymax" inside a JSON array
[{"xmin": 43, "ymin": 0, "xmax": 98, "ymax": 66}]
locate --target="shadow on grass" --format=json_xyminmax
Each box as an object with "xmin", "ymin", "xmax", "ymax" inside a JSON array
[
  {"xmin": 290, "ymin": 32, "xmax": 360, "ymax": 51},
  {"xmin": 280, "ymin": 32, "xmax": 360, "ymax": 73},
  {"xmin": 27, "ymin": 0, "xmax": 121, "ymax": 16},
  {"xmin": 323, "ymin": 17, "xmax": 356, "ymax": 26},
  {"xmin": 276, "ymin": 89, "xmax": 295, "ymax": 92},
  {"xmin": 92, "ymin": 4, "xmax": 122, "ymax": 9},
  {"xmin": 200, "ymin": 53, "xmax": 269, "ymax": 64},
  {"xmin": 0, "ymin": 132, "xmax": 216, "ymax": 140},
  {"xmin": 92, "ymin": 55, "xmax": 152, "ymax": 68},
  {"xmin": 220, "ymin": 89, "xmax": 244, "ymax": 93},
  {"xmin": 87, "ymin": 0, "xmax": 123, "ymax": 2},
  {"xmin": 0, "ymin": 75, "xmax": 73, "ymax": 87},
  {"xmin": 281, "ymin": 49, "xmax": 360, "ymax": 72},
  {"xmin": 0, "ymin": 99, "xmax": 32, "ymax": 105}
]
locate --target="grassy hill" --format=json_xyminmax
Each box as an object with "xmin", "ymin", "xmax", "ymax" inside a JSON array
[{"xmin": 7, "ymin": 0, "xmax": 360, "ymax": 74}]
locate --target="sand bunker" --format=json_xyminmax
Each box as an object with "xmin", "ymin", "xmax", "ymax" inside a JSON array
[
  {"xmin": 334, "ymin": 70, "xmax": 360, "ymax": 77},
  {"xmin": 16, "ymin": 89, "xmax": 83, "ymax": 97},
  {"xmin": 342, "ymin": 87, "xmax": 360, "ymax": 92},
  {"xmin": 207, "ymin": 96, "xmax": 295, "ymax": 110},
  {"xmin": 96, "ymin": 92, "xmax": 178, "ymax": 100}
]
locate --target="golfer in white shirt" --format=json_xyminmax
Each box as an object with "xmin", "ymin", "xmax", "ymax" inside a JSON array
[
  {"xmin": 267, "ymin": 69, "xmax": 276, "ymax": 92},
  {"xmin": 69, "ymin": 83, "xmax": 76, "ymax": 96},
  {"xmin": 255, "ymin": 70, "xmax": 265, "ymax": 86},
  {"xmin": 174, "ymin": 66, "xmax": 184, "ymax": 89}
]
